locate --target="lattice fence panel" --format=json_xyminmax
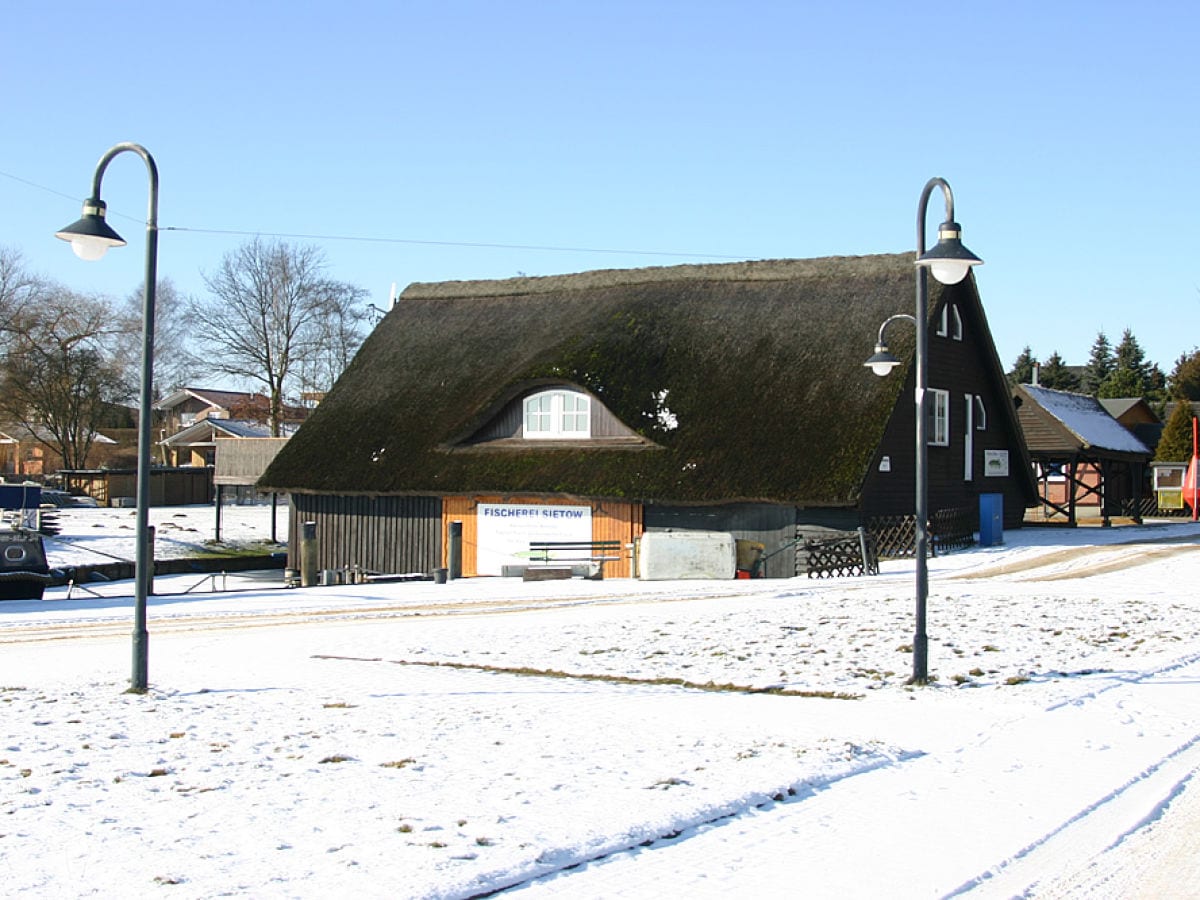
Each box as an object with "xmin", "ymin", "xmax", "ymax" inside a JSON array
[
  {"xmin": 867, "ymin": 508, "xmax": 977, "ymax": 559},
  {"xmin": 931, "ymin": 506, "xmax": 975, "ymax": 554},
  {"xmin": 803, "ymin": 530, "xmax": 879, "ymax": 579},
  {"xmin": 868, "ymin": 515, "xmax": 918, "ymax": 559}
]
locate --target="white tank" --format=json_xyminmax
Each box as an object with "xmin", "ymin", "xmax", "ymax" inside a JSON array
[{"xmin": 638, "ymin": 530, "xmax": 736, "ymax": 580}]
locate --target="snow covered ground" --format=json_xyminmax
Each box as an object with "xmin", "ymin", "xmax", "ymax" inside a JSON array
[{"xmin": 3, "ymin": 506, "xmax": 1200, "ymax": 898}]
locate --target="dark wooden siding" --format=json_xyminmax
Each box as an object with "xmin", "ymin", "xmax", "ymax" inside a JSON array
[
  {"xmin": 861, "ymin": 294, "xmax": 1031, "ymax": 529},
  {"xmin": 289, "ymin": 494, "xmax": 441, "ymax": 574},
  {"xmin": 61, "ymin": 467, "xmax": 213, "ymax": 506}
]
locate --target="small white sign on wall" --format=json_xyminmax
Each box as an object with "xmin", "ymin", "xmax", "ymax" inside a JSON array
[
  {"xmin": 476, "ymin": 503, "xmax": 592, "ymax": 575},
  {"xmin": 984, "ymin": 449, "xmax": 1009, "ymax": 477}
]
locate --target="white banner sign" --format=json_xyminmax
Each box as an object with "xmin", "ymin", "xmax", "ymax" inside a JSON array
[{"xmin": 476, "ymin": 503, "xmax": 592, "ymax": 575}]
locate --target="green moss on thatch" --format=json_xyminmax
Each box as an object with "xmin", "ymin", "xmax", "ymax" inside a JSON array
[{"xmin": 261, "ymin": 255, "xmax": 935, "ymax": 505}]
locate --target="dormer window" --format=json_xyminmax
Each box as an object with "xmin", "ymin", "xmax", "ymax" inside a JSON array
[{"xmin": 523, "ymin": 389, "xmax": 591, "ymax": 439}]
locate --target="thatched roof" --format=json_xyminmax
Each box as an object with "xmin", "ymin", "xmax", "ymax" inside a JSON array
[{"xmin": 261, "ymin": 254, "xmax": 959, "ymax": 506}]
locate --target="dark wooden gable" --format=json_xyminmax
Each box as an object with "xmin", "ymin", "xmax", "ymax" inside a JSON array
[{"xmin": 859, "ymin": 279, "xmax": 1037, "ymax": 528}]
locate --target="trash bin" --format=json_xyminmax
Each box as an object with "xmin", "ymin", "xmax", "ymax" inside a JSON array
[{"xmin": 979, "ymin": 493, "xmax": 1003, "ymax": 547}]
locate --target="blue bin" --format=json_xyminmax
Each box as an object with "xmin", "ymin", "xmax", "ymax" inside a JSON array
[{"xmin": 979, "ymin": 493, "xmax": 1003, "ymax": 547}]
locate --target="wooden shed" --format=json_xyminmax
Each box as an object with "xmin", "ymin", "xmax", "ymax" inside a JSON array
[{"xmin": 1014, "ymin": 384, "xmax": 1153, "ymax": 525}]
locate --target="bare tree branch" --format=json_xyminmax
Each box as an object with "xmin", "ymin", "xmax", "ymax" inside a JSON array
[{"xmin": 189, "ymin": 239, "xmax": 368, "ymax": 434}]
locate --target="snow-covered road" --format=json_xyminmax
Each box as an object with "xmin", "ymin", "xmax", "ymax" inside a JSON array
[{"xmin": 2, "ymin": 510, "xmax": 1199, "ymax": 897}]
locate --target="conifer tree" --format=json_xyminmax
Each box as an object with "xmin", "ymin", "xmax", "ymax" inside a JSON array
[
  {"xmin": 1007, "ymin": 346, "xmax": 1037, "ymax": 387},
  {"xmin": 1156, "ymin": 401, "xmax": 1197, "ymax": 462},
  {"xmin": 1038, "ymin": 351, "xmax": 1079, "ymax": 391},
  {"xmin": 1169, "ymin": 349, "xmax": 1200, "ymax": 401},
  {"xmin": 1098, "ymin": 329, "xmax": 1158, "ymax": 401},
  {"xmin": 1082, "ymin": 331, "xmax": 1114, "ymax": 394}
]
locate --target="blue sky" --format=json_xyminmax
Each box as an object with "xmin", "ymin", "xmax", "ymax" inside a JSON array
[{"xmin": 3, "ymin": 1, "xmax": 1197, "ymax": 378}]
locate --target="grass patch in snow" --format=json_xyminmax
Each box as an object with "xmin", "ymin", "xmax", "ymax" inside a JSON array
[{"xmin": 315, "ymin": 656, "xmax": 862, "ymax": 700}]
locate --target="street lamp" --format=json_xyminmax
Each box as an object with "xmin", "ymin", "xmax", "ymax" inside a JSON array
[
  {"xmin": 56, "ymin": 143, "xmax": 159, "ymax": 693},
  {"xmin": 864, "ymin": 177, "xmax": 982, "ymax": 684}
]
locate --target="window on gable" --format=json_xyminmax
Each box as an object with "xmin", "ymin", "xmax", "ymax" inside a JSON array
[
  {"xmin": 523, "ymin": 389, "xmax": 591, "ymax": 439},
  {"xmin": 937, "ymin": 303, "xmax": 963, "ymax": 341},
  {"xmin": 974, "ymin": 395, "xmax": 987, "ymax": 431},
  {"xmin": 927, "ymin": 388, "xmax": 950, "ymax": 446}
]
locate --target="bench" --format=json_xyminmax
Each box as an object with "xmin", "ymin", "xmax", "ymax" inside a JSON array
[{"xmin": 526, "ymin": 541, "xmax": 624, "ymax": 581}]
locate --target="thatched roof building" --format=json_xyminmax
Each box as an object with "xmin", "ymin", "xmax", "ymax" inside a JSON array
[
  {"xmin": 261, "ymin": 255, "xmax": 1034, "ymax": 577},
  {"xmin": 266, "ymin": 256, "xmax": 922, "ymax": 501}
]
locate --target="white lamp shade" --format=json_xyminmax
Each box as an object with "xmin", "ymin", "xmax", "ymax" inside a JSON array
[
  {"xmin": 927, "ymin": 258, "xmax": 973, "ymax": 285},
  {"xmin": 68, "ymin": 237, "xmax": 115, "ymax": 261}
]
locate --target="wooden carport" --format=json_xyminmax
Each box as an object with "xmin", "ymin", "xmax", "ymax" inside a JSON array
[{"xmin": 1013, "ymin": 384, "xmax": 1152, "ymax": 526}]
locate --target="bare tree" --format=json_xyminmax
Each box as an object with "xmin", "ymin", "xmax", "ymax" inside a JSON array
[
  {"xmin": 295, "ymin": 280, "xmax": 372, "ymax": 402},
  {"xmin": 0, "ymin": 288, "xmax": 131, "ymax": 471},
  {"xmin": 117, "ymin": 277, "xmax": 201, "ymax": 397},
  {"xmin": 0, "ymin": 246, "xmax": 49, "ymax": 351},
  {"xmin": 189, "ymin": 239, "xmax": 369, "ymax": 434}
]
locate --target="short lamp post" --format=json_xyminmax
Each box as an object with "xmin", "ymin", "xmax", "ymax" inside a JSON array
[
  {"xmin": 864, "ymin": 177, "xmax": 982, "ymax": 685},
  {"xmin": 56, "ymin": 143, "xmax": 159, "ymax": 693}
]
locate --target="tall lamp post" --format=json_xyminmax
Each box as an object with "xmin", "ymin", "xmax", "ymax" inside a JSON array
[
  {"xmin": 56, "ymin": 143, "xmax": 159, "ymax": 693},
  {"xmin": 864, "ymin": 177, "xmax": 982, "ymax": 684}
]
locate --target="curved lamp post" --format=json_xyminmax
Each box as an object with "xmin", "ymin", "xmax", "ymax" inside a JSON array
[
  {"xmin": 864, "ymin": 177, "xmax": 982, "ymax": 684},
  {"xmin": 56, "ymin": 143, "xmax": 159, "ymax": 693}
]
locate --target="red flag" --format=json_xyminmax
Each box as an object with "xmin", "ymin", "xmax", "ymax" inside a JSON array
[{"xmin": 1189, "ymin": 417, "xmax": 1200, "ymax": 522}]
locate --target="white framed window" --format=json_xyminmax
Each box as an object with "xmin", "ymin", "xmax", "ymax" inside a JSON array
[
  {"xmin": 974, "ymin": 395, "xmax": 987, "ymax": 431},
  {"xmin": 523, "ymin": 389, "xmax": 591, "ymax": 439},
  {"xmin": 937, "ymin": 303, "xmax": 963, "ymax": 341},
  {"xmin": 927, "ymin": 388, "xmax": 950, "ymax": 446}
]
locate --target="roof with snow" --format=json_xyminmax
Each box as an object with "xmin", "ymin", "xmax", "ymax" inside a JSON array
[
  {"xmin": 0, "ymin": 424, "xmax": 116, "ymax": 445},
  {"xmin": 1015, "ymin": 385, "xmax": 1151, "ymax": 457},
  {"xmin": 162, "ymin": 419, "xmax": 298, "ymax": 446}
]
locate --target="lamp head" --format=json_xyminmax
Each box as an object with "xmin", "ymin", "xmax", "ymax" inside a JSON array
[
  {"xmin": 864, "ymin": 343, "xmax": 902, "ymax": 377},
  {"xmin": 55, "ymin": 198, "xmax": 127, "ymax": 261},
  {"xmin": 916, "ymin": 219, "xmax": 983, "ymax": 285}
]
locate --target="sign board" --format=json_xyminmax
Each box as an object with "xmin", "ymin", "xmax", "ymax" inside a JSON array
[
  {"xmin": 476, "ymin": 503, "xmax": 592, "ymax": 575},
  {"xmin": 984, "ymin": 450, "xmax": 1009, "ymax": 477}
]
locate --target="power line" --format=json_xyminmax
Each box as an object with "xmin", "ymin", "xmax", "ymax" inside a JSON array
[
  {"xmin": 162, "ymin": 225, "xmax": 744, "ymax": 260},
  {"xmin": 2, "ymin": 167, "xmax": 746, "ymax": 261}
]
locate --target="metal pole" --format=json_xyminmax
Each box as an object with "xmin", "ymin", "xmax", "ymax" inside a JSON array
[
  {"xmin": 910, "ymin": 177, "xmax": 955, "ymax": 686},
  {"xmin": 57, "ymin": 143, "xmax": 159, "ymax": 692},
  {"xmin": 133, "ymin": 150, "xmax": 158, "ymax": 693},
  {"xmin": 300, "ymin": 521, "xmax": 318, "ymax": 587},
  {"xmin": 448, "ymin": 520, "xmax": 463, "ymax": 579},
  {"xmin": 80, "ymin": 144, "xmax": 159, "ymax": 693}
]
